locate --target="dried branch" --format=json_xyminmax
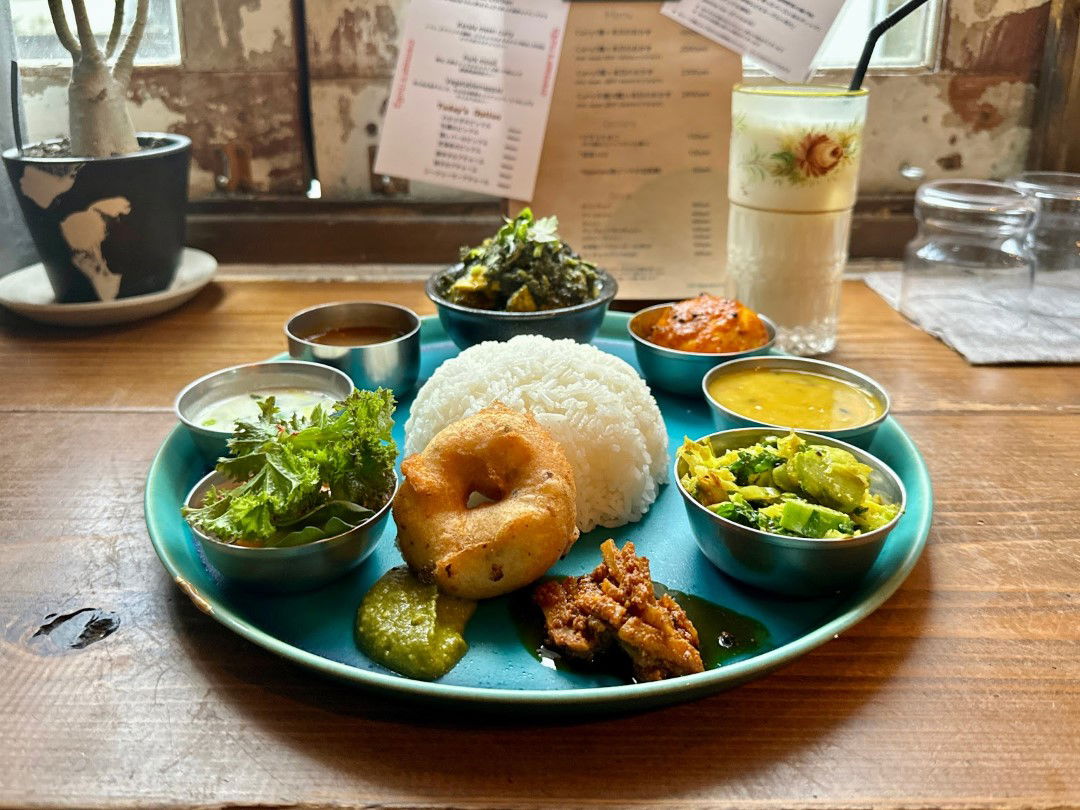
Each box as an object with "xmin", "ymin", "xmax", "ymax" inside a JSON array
[
  {"xmin": 104, "ymin": 0, "xmax": 126, "ymax": 59},
  {"xmin": 70, "ymin": 0, "xmax": 103, "ymax": 59},
  {"xmin": 113, "ymin": 0, "xmax": 149, "ymax": 80},
  {"xmin": 47, "ymin": 0, "xmax": 81, "ymax": 57}
]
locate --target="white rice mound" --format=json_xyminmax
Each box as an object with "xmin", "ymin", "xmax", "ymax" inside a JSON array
[{"xmin": 404, "ymin": 335, "xmax": 668, "ymax": 532}]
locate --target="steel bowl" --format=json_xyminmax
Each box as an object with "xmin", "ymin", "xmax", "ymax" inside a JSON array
[
  {"xmin": 425, "ymin": 264, "xmax": 618, "ymax": 349},
  {"xmin": 183, "ymin": 470, "xmax": 397, "ymax": 593},
  {"xmin": 285, "ymin": 301, "xmax": 421, "ymax": 396},
  {"xmin": 702, "ymin": 356, "xmax": 890, "ymax": 450},
  {"xmin": 628, "ymin": 303, "xmax": 776, "ymax": 397},
  {"xmin": 175, "ymin": 361, "xmax": 354, "ymax": 463},
  {"xmin": 675, "ymin": 428, "xmax": 906, "ymax": 597}
]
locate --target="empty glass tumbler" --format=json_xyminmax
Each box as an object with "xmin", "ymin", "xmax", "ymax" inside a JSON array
[
  {"xmin": 1008, "ymin": 171, "xmax": 1080, "ymax": 318},
  {"xmin": 901, "ymin": 180, "xmax": 1037, "ymax": 335}
]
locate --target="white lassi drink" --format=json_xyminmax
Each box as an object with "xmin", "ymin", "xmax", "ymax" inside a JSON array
[{"xmin": 726, "ymin": 85, "xmax": 868, "ymax": 355}]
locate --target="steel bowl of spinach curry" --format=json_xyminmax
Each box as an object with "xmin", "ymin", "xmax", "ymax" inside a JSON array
[{"xmin": 426, "ymin": 208, "xmax": 617, "ymax": 349}]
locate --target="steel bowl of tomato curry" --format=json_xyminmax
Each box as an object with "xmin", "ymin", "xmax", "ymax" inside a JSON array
[{"xmin": 629, "ymin": 294, "xmax": 777, "ymax": 396}]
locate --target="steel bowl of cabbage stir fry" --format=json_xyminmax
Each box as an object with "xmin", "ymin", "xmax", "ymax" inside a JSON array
[{"xmin": 676, "ymin": 429, "xmax": 906, "ymax": 597}]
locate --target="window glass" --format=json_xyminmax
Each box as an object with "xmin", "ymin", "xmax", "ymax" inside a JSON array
[
  {"xmin": 746, "ymin": 0, "xmax": 940, "ymax": 73},
  {"xmin": 12, "ymin": 0, "xmax": 180, "ymax": 65}
]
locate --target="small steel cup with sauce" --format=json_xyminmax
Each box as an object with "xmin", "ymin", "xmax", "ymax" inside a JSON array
[
  {"xmin": 286, "ymin": 301, "xmax": 421, "ymax": 396},
  {"xmin": 702, "ymin": 356, "xmax": 890, "ymax": 450},
  {"xmin": 175, "ymin": 361, "xmax": 354, "ymax": 463}
]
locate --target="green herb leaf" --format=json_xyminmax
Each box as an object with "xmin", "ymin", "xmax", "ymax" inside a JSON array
[
  {"xmin": 269, "ymin": 501, "xmax": 375, "ymax": 547},
  {"xmin": 182, "ymin": 389, "xmax": 396, "ymax": 546},
  {"xmin": 708, "ymin": 495, "xmax": 760, "ymax": 529},
  {"xmin": 727, "ymin": 447, "xmax": 782, "ymax": 485},
  {"xmin": 443, "ymin": 208, "xmax": 600, "ymax": 311}
]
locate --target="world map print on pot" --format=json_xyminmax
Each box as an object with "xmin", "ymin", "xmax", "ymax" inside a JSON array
[{"xmin": 3, "ymin": 135, "xmax": 191, "ymax": 304}]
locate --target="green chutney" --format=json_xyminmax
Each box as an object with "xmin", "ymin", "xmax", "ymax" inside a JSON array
[{"xmin": 355, "ymin": 567, "xmax": 476, "ymax": 680}]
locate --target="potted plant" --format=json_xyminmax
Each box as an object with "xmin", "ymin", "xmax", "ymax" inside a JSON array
[{"xmin": 2, "ymin": 0, "xmax": 190, "ymax": 303}]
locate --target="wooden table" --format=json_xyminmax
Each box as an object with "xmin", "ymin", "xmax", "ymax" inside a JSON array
[{"xmin": 2, "ymin": 277, "xmax": 1077, "ymax": 809}]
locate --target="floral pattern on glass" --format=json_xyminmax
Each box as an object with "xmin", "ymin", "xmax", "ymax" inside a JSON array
[{"xmin": 735, "ymin": 120, "xmax": 861, "ymax": 187}]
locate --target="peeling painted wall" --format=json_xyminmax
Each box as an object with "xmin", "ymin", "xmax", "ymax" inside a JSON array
[
  {"xmin": 307, "ymin": 0, "xmax": 405, "ymax": 80},
  {"xmin": 860, "ymin": 72, "xmax": 1036, "ymax": 192},
  {"xmin": 21, "ymin": 0, "xmax": 307, "ymax": 197},
  {"xmin": 305, "ymin": 0, "xmax": 489, "ymax": 200},
  {"xmin": 15, "ymin": 0, "xmax": 1055, "ymax": 202},
  {"xmin": 860, "ymin": 0, "xmax": 1049, "ymax": 193},
  {"xmin": 307, "ymin": 0, "xmax": 1052, "ymax": 201}
]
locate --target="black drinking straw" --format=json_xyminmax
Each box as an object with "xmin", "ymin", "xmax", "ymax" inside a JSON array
[
  {"xmin": 849, "ymin": 0, "xmax": 933, "ymax": 91},
  {"xmin": 10, "ymin": 60, "xmax": 22, "ymax": 154}
]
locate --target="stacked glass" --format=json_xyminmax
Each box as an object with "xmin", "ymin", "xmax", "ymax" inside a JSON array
[
  {"xmin": 1008, "ymin": 171, "xmax": 1080, "ymax": 318},
  {"xmin": 900, "ymin": 180, "xmax": 1037, "ymax": 336}
]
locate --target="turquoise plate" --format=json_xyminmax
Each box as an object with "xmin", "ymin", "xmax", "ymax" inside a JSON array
[{"xmin": 145, "ymin": 312, "xmax": 933, "ymax": 711}]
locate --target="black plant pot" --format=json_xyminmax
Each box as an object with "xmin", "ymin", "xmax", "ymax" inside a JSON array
[{"xmin": 2, "ymin": 133, "xmax": 191, "ymax": 303}]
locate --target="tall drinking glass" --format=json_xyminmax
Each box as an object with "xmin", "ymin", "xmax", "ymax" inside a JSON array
[{"xmin": 726, "ymin": 85, "xmax": 868, "ymax": 355}]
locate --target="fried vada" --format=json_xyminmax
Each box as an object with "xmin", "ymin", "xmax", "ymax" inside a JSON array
[{"xmin": 394, "ymin": 403, "xmax": 579, "ymax": 599}]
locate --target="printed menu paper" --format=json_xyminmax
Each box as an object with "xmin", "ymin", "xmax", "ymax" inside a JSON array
[
  {"xmin": 516, "ymin": 3, "xmax": 741, "ymax": 299},
  {"xmin": 660, "ymin": 0, "xmax": 846, "ymax": 82},
  {"xmin": 373, "ymin": 0, "xmax": 570, "ymax": 200}
]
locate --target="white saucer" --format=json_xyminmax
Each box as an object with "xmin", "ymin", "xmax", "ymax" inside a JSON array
[{"xmin": 0, "ymin": 248, "xmax": 217, "ymax": 327}]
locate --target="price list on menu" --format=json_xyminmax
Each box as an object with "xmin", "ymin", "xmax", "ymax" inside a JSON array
[
  {"xmin": 374, "ymin": 0, "xmax": 570, "ymax": 200},
  {"xmin": 518, "ymin": 2, "xmax": 742, "ymax": 298},
  {"xmin": 430, "ymin": 104, "xmax": 521, "ymax": 193}
]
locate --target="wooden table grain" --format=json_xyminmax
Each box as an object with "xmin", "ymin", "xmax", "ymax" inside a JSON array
[{"xmin": 1, "ymin": 278, "xmax": 1077, "ymax": 810}]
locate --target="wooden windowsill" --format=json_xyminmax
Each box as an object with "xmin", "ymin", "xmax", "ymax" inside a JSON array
[
  {"xmin": 215, "ymin": 258, "xmax": 903, "ymax": 287},
  {"xmin": 187, "ymin": 196, "xmax": 916, "ymax": 264}
]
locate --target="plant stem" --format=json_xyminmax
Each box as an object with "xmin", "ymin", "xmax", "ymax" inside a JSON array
[
  {"xmin": 69, "ymin": 0, "xmax": 103, "ymax": 60},
  {"xmin": 105, "ymin": 0, "xmax": 126, "ymax": 59},
  {"xmin": 47, "ymin": 0, "xmax": 80, "ymax": 56},
  {"xmin": 113, "ymin": 0, "xmax": 149, "ymax": 82}
]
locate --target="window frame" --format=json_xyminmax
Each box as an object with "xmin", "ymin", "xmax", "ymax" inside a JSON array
[
  {"xmin": 742, "ymin": 0, "xmax": 948, "ymax": 78},
  {"xmin": 12, "ymin": 0, "xmax": 310, "ymax": 197},
  {"xmin": 12, "ymin": 0, "xmax": 1074, "ymax": 266},
  {"xmin": 187, "ymin": 0, "xmax": 1069, "ymax": 263},
  {"xmin": 1030, "ymin": 0, "xmax": 1080, "ymax": 171}
]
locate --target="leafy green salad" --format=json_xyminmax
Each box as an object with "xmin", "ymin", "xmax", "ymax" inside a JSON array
[
  {"xmin": 182, "ymin": 388, "xmax": 397, "ymax": 548},
  {"xmin": 678, "ymin": 433, "xmax": 900, "ymax": 539},
  {"xmin": 439, "ymin": 208, "xmax": 600, "ymax": 312}
]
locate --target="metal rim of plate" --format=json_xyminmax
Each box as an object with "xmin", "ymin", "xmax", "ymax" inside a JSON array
[{"xmin": 145, "ymin": 312, "xmax": 933, "ymax": 709}]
